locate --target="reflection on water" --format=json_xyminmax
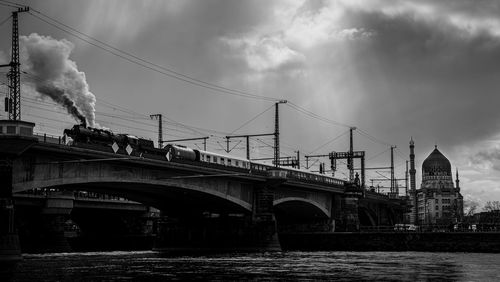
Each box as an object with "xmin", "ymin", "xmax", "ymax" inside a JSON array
[{"xmin": 10, "ymin": 251, "xmax": 500, "ymax": 281}]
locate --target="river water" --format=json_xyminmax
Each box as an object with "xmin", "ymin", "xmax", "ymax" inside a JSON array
[{"xmin": 10, "ymin": 251, "xmax": 500, "ymax": 281}]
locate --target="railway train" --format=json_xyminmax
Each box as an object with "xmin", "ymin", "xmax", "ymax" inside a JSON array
[{"xmin": 63, "ymin": 124, "xmax": 345, "ymax": 186}]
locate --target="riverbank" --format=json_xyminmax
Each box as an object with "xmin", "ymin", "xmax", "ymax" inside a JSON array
[{"xmin": 279, "ymin": 232, "xmax": 500, "ymax": 253}]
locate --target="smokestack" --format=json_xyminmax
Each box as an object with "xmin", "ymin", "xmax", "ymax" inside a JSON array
[{"xmin": 20, "ymin": 33, "xmax": 97, "ymax": 127}]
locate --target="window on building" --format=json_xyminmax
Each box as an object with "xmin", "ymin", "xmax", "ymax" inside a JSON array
[
  {"xmin": 20, "ymin": 127, "xmax": 32, "ymax": 136},
  {"xmin": 7, "ymin": 126, "xmax": 16, "ymax": 134}
]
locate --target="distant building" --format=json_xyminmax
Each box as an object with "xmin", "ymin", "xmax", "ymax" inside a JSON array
[
  {"xmin": 409, "ymin": 142, "xmax": 464, "ymax": 225},
  {"xmin": 472, "ymin": 210, "xmax": 500, "ymax": 231}
]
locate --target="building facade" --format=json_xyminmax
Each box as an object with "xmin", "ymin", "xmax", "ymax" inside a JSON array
[{"xmin": 409, "ymin": 142, "xmax": 464, "ymax": 225}]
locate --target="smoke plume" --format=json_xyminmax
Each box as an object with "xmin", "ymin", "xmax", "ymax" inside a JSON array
[
  {"xmin": 20, "ymin": 33, "xmax": 97, "ymax": 127},
  {"xmin": 36, "ymin": 84, "xmax": 87, "ymax": 125}
]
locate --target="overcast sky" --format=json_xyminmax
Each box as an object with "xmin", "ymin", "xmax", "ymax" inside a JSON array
[{"xmin": 1, "ymin": 0, "xmax": 499, "ymax": 209}]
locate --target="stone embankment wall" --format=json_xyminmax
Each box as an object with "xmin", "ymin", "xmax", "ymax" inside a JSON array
[{"xmin": 280, "ymin": 232, "xmax": 500, "ymax": 253}]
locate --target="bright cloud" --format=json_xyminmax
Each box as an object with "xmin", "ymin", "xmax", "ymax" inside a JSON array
[{"xmin": 222, "ymin": 35, "xmax": 305, "ymax": 72}]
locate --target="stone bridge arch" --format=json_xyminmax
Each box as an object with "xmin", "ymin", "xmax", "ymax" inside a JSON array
[
  {"xmin": 273, "ymin": 197, "xmax": 333, "ymax": 233},
  {"xmin": 12, "ymin": 162, "xmax": 254, "ymax": 214},
  {"xmin": 273, "ymin": 197, "xmax": 330, "ymax": 219},
  {"xmin": 358, "ymin": 206, "xmax": 377, "ymax": 226}
]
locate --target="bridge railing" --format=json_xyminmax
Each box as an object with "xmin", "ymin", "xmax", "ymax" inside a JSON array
[
  {"xmin": 359, "ymin": 226, "xmax": 395, "ymax": 232},
  {"xmin": 18, "ymin": 188, "xmax": 137, "ymax": 203},
  {"xmin": 34, "ymin": 132, "xmax": 64, "ymax": 145},
  {"xmin": 359, "ymin": 224, "xmax": 500, "ymax": 233}
]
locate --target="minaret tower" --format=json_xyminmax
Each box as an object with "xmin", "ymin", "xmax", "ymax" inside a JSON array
[
  {"xmin": 409, "ymin": 137, "xmax": 418, "ymax": 224},
  {"xmin": 455, "ymin": 168, "xmax": 460, "ymax": 191}
]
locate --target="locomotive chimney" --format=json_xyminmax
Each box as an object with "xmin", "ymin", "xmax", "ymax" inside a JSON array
[{"xmin": 80, "ymin": 118, "xmax": 87, "ymax": 128}]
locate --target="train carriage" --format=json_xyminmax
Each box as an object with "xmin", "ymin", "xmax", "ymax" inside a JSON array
[{"xmin": 63, "ymin": 124, "xmax": 345, "ymax": 188}]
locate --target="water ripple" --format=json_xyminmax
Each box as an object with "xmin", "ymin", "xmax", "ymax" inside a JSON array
[{"xmin": 11, "ymin": 251, "xmax": 500, "ymax": 281}]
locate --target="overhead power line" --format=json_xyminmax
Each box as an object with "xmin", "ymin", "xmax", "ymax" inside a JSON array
[
  {"xmin": 356, "ymin": 128, "xmax": 392, "ymax": 147},
  {"xmin": 286, "ymin": 102, "xmax": 351, "ymax": 128},
  {"xmin": 308, "ymin": 130, "xmax": 349, "ymax": 154},
  {"xmin": 26, "ymin": 8, "xmax": 279, "ymax": 102},
  {"xmin": 229, "ymin": 104, "xmax": 275, "ymax": 135},
  {"xmin": 0, "ymin": 15, "xmax": 12, "ymax": 27},
  {"xmin": 9, "ymin": 1, "xmax": 398, "ymax": 158},
  {"xmin": 0, "ymin": 1, "xmax": 19, "ymax": 8},
  {"xmin": 0, "ymin": 0, "xmax": 24, "ymax": 7}
]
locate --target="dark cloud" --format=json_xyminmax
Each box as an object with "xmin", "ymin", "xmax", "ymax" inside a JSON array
[{"xmin": 335, "ymin": 7, "xmax": 500, "ymax": 148}]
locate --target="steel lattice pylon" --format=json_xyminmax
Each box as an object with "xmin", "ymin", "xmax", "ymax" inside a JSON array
[{"xmin": 4, "ymin": 7, "xmax": 29, "ymax": 121}]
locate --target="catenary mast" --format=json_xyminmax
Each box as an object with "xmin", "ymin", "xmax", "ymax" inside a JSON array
[{"xmin": 3, "ymin": 7, "xmax": 29, "ymax": 120}]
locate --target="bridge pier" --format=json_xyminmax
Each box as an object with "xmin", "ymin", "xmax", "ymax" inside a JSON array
[
  {"xmin": 251, "ymin": 182, "xmax": 281, "ymax": 251},
  {"xmin": 0, "ymin": 120, "xmax": 37, "ymax": 273},
  {"xmin": 332, "ymin": 194, "xmax": 343, "ymax": 231},
  {"xmin": 338, "ymin": 182, "xmax": 364, "ymax": 232},
  {"xmin": 38, "ymin": 191, "xmax": 74, "ymax": 253},
  {"xmin": 155, "ymin": 213, "xmax": 280, "ymax": 253},
  {"xmin": 155, "ymin": 172, "xmax": 283, "ymax": 253},
  {"xmin": 0, "ymin": 159, "xmax": 22, "ymax": 276}
]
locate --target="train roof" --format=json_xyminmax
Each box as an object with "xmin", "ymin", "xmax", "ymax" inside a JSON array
[
  {"xmin": 251, "ymin": 159, "xmax": 342, "ymax": 179},
  {"xmin": 197, "ymin": 149, "xmax": 250, "ymax": 162}
]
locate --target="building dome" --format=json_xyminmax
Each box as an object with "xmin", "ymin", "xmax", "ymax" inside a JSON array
[{"xmin": 422, "ymin": 146, "xmax": 452, "ymax": 177}]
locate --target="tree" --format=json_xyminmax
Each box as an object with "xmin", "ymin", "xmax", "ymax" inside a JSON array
[
  {"xmin": 462, "ymin": 200, "xmax": 478, "ymax": 225},
  {"xmin": 482, "ymin": 201, "xmax": 500, "ymax": 230},
  {"xmin": 463, "ymin": 200, "xmax": 478, "ymax": 217},
  {"xmin": 483, "ymin": 201, "xmax": 500, "ymax": 212},
  {"xmin": 465, "ymin": 202, "xmax": 478, "ymax": 217}
]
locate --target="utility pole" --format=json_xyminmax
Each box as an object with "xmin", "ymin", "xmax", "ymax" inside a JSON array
[
  {"xmin": 150, "ymin": 114, "xmax": 163, "ymax": 148},
  {"xmin": 224, "ymin": 137, "xmax": 242, "ymax": 153},
  {"xmin": 226, "ymin": 133, "xmax": 274, "ymax": 160},
  {"xmin": 390, "ymin": 146, "xmax": 396, "ymax": 197},
  {"xmin": 348, "ymin": 127, "xmax": 356, "ymax": 181},
  {"xmin": 246, "ymin": 136, "xmax": 250, "ymax": 159},
  {"xmin": 274, "ymin": 100, "xmax": 287, "ymax": 167},
  {"xmin": 296, "ymin": 150, "xmax": 300, "ymax": 169},
  {"xmin": 0, "ymin": 7, "xmax": 29, "ymax": 121}
]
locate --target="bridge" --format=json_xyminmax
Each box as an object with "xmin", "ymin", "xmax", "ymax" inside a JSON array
[
  {"xmin": 13, "ymin": 189, "xmax": 159, "ymax": 253},
  {"xmin": 1, "ymin": 120, "xmax": 407, "ymax": 258}
]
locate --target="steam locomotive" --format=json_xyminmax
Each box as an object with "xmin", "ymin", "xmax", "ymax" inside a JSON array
[
  {"xmin": 63, "ymin": 124, "xmax": 163, "ymax": 158},
  {"xmin": 63, "ymin": 124, "xmax": 345, "ymax": 186}
]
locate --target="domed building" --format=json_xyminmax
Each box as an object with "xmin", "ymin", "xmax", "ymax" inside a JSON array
[
  {"xmin": 421, "ymin": 146, "xmax": 454, "ymax": 189},
  {"xmin": 409, "ymin": 141, "xmax": 463, "ymax": 225}
]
